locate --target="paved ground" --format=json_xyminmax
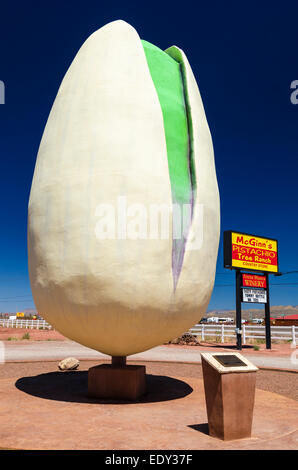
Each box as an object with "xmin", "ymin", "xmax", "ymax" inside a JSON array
[
  {"xmin": 3, "ymin": 340, "xmax": 298, "ymax": 370},
  {"xmin": 1, "ymin": 360, "xmax": 297, "ymax": 401},
  {"xmin": 1, "ymin": 337, "xmax": 297, "ymax": 450},
  {"xmin": 0, "ymin": 359, "xmax": 297, "ymax": 450}
]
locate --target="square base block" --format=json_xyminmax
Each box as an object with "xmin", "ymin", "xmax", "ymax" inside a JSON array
[
  {"xmin": 88, "ymin": 364, "xmax": 146, "ymax": 401},
  {"xmin": 202, "ymin": 357, "xmax": 257, "ymax": 440}
]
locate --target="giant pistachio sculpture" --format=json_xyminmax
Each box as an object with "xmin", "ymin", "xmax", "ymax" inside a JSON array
[{"xmin": 28, "ymin": 20, "xmax": 220, "ymax": 356}]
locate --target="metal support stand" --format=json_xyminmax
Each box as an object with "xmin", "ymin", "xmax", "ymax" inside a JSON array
[
  {"xmin": 235, "ymin": 270, "xmax": 242, "ymax": 350},
  {"xmin": 112, "ymin": 356, "xmax": 126, "ymax": 367},
  {"xmin": 264, "ymin": 273, "xmax": 271, "ymax": 349}
]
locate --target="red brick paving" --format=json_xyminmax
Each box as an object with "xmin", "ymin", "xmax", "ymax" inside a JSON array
[{"xmin": 0, "ymin": 360, "xmax": 297, "ymax": 450}]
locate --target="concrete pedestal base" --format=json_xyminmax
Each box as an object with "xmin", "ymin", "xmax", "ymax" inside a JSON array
[
  {"xmin": 88, "ymin": 364, "xmax": 146, "ymax": 400},
  {"xmin": 201, "ymin": 353, "xmax": 258, "ymax": 441}
]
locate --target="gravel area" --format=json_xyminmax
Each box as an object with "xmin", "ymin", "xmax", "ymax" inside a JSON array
[{"xmin": 1, "ymin": 359, "xmax": 297, "ymax": 401}]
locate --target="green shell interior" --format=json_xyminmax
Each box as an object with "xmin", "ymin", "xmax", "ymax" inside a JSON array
[
  {"xmin": 141, "ymin": 40, "xmax": 195, "ymax": 288},
  {"xmin": 141, "ymin": 40, "xmax": 192, "ymax": 206}
]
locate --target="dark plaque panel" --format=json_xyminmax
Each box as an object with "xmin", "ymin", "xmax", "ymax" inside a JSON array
[{"xmin": 213, "ymin": 354, "xmax": 247, "ymax": 368}]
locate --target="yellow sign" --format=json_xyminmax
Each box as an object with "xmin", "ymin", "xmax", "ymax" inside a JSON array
[
  {"xmin": 224, "ymin": 231, "xmax": 278, "ymax": 273},
  {"xmin": 16, "ymin": 312, "xmax": 25, "ymax": 318}
]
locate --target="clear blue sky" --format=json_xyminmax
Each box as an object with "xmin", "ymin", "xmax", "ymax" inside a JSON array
[{"xmin": 0, "ymin": 1, "xmax": 297, "ymax": 313}]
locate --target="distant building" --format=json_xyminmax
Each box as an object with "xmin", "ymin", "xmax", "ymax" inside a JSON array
[{"xmin": 271, "ymin": 314, "xmax": 298, "ymax": 326}]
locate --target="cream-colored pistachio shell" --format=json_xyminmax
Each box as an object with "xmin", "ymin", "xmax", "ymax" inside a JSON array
[{"xmin": 28, "ymin": 20, "xmax": 220, "ymax": 356}]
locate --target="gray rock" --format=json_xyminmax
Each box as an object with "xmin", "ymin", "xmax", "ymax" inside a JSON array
[{"xmin": 58, "ymin": 357, "xmax": 80, "ymax": 370}]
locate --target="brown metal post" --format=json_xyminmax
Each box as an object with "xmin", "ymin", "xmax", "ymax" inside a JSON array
[
  {"xmin": 112, "ymin": 356, "xmax": 126, "ymax": 367},
  {"xmin": 264, "ymin": 273, "xmax": 271, "ymax": 349},
  {"xmin": 236, "ymin": 269, "xmax": 242, "ymax": 350}
]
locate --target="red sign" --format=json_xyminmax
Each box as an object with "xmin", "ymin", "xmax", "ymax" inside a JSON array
[{"xmin": 242, "ymin": 274, "xmax": 267, "ymax": 288}]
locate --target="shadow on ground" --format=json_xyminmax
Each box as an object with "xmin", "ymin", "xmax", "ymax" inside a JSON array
[
  {"xmin": 188, "ymin": 423, "xmax": 209, "ymax": 436},
  {"xmin": 15, "ymin": 372, "xmax": 193, "ymax": 404}
]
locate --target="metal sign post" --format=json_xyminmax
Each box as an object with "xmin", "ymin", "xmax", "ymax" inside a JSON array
[
  {"xmin": 224, "ymin": 230, "xmax": 279, "ymax": 351},
  {"xmin": 235, "ymin": 269, "xmax": 270, "ymax": 350},
  {"xmin": 235, "ymin": 270, "xmax": 242, "ymax": 350},
  {"xmin": 264, "ymin": 273, "xmax": 271, "ymax": 350}
]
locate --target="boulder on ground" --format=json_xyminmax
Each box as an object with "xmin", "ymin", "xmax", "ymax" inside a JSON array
[{"xmin": 58, "ymin": 357, "xmax": 80, "ymax": 370}]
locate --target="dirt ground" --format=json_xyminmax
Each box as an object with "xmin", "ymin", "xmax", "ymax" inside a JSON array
[
  {"xmin": 1, "ymin": 327, "xmax": 297, "ymax": 402},
  {"xmin": 0, "ymin": 327, "xmax": 295, "ymax": 357},
  {"xmin": 0, "ymin": 359, "xmax": 297, "ymax": 401},
  {"xmin": 165, "ymin": 341, "xmax": 296, "ymax": 357},
  {"xmin": 0, "ymin": 327, "xmax": 66, "ymax": 341}
]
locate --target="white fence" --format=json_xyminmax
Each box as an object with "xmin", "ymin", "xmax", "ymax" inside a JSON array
[
  {"xmin": 0, "ymin": 319, "xmax": 52, "ymax": 330},
  {"xmin": 0, "ymin": 319, "xmax": 297, "ymax": 347},
  {"xmin": 189, "ymin": 324, "xmax": 297, "ymax": 347}
]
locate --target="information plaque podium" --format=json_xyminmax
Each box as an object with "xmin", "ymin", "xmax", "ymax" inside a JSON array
[{"xmin": 201, "ymin": 352, "xmax": 258, "ymax": 441}]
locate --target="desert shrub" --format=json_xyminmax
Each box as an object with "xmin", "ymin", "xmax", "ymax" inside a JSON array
[{"xmin": 167, "ymin": 333, "xmax": 198, "ymax": 345}]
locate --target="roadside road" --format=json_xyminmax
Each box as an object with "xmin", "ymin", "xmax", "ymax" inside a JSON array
[{"xmin": 2, "ymin": 340, "xmax": 298, "ymax": 370}]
